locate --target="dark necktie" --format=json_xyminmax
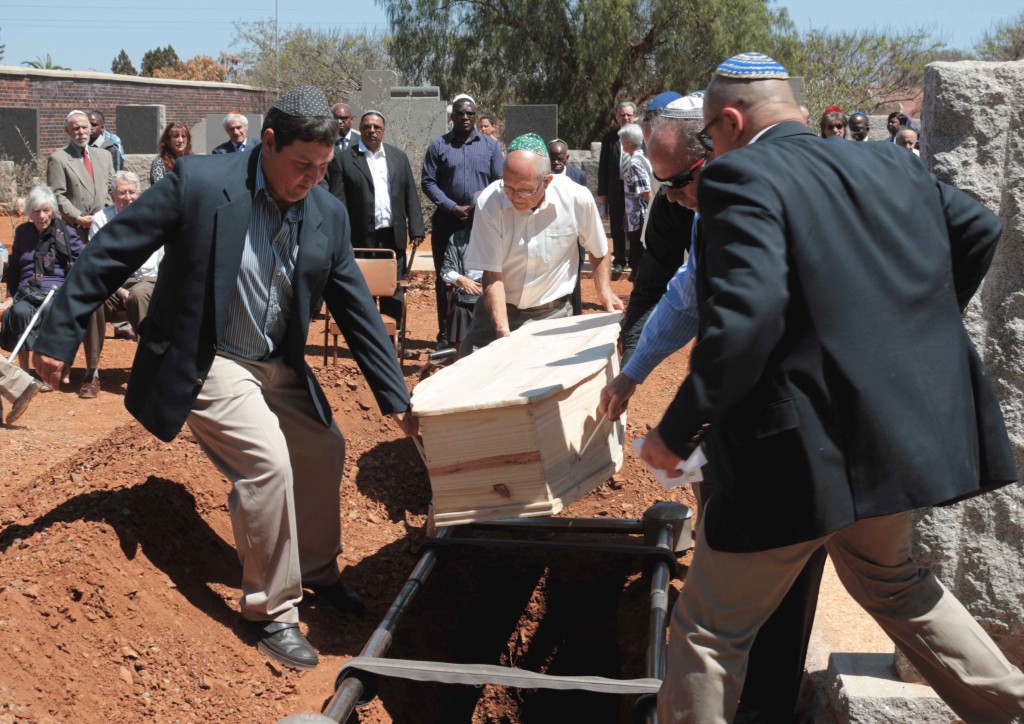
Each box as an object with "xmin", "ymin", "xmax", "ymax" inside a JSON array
[{"xmin": 82, "ymin": 148, "xmax": 94, "ymax": 181}]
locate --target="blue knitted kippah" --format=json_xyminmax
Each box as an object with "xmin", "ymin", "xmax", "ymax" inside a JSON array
[{"xmin": 714, "ymin": 53, "xmax": 789, "ymax": 79}]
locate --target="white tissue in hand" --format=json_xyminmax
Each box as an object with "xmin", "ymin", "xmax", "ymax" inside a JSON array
[{"xmin": 632, "ymin": 438, "xmax": 705, "ymax": 490}]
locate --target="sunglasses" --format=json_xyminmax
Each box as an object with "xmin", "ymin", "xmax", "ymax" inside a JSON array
[
  {"xmin": 653, "ymin": 156, "xmax": 706, "ymax": 189},
  {"xmin": 696, "ymin": 101, "xmax": 742, "ymax": 151}
]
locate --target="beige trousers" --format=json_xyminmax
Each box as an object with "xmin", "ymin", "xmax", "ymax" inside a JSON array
[
  {"xmin": 83, "ymin": 277, "xmax": 156, "ymax": 369},
  {"xmin": 186, "ymin": 354, "xmax": 346, "ymax": 623},
  {"xmin": 659, "ymin": 511, "xmax": 1024, "ymax": 724},
  {"xmin": 0, "ymin": 355, "xmax": 34, "ymax": 402}
]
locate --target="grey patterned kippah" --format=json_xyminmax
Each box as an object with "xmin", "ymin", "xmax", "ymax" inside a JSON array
[
  {"xmin": 662, "ymin": 93, "xmax": 704, "ymax": 120},
  {"xmin": 272, "ymin": 86, "xmax": 332, "ymax": 117},
  {"xmin": 715, "ymin": 52, "xmax": 789, "ymax": 79},
  {"xmin": 361, "ymin": 109, "xmax": 386, "ymax": 125}
]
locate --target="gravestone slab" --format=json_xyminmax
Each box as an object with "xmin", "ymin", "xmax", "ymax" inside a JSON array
[
  {"xmin": 504, "ymin": 105, "xmax": 558, "ymax": 145},
  {"xmin": 203, "ymin": 112, "xmax": 263, "ymax": 154},
  {"xmin": 382, "ymin": 87, "xmax": 445, "ymax": 165},
  {"xmin": 0, "ymin": 108, "xmax": 39, "ymax": 164},
  {"xmin": 116, "ymin": 105, "xmax": 166, "ymax": 154},
  {"xmin": 913, "ymin": 59, "xmax": 1024, "ymax": 669},
  {"xmin": 356, "ymin": 70, "xmax": 401, "ymax": 120}
]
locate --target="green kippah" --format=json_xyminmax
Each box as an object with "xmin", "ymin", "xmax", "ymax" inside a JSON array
[{"xmin": 507, "ymin": 133, "xmax": 548, "ymax": 156}]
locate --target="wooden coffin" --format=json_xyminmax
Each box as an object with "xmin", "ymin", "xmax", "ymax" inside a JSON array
[{"xmin": 411, "ymin": 312, "xmax": 625, "ymax": 526}]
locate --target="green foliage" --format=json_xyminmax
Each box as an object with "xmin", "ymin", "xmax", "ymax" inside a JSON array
[
  {"xmin": 0, "ymin": 28, "xmax": 5, "ymax": 64},
  {"xmin": 381, "ymin": 0, "xmax": 795, "ymax": 147},
  {"xmin": 21, "ymin": 54, "xmax": 69, "ymax": 70},
  {"xmin": 140, "ymin": 45, "xmax": 180, "ymax": 77},
  {"xmin": 974, "ymin": 10, "xmax": 1024, "ymax": 61},
  {"xmin": 111, "ymin": 49, "xmax": 138, "ymax": 76},
  {"xmin": 777, "ymin": 28, "xmax": 949, "ymax": 118},
  {"xmin": 231, "ymin": 19, "xmax": 394, "ymax": 102}
]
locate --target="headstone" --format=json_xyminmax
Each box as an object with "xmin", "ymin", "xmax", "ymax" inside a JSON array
[
  {"xmin": 203, "ymin": 112, "xmax": 264, "ymax": 154},
  {"xmin": 382, "ymin": 86, "xmax": 446, "ymax": 165},
  {"xmin": 0, "ymin": 108, "xmax": 39, "ymax": 164},
  {"xmin": 357, "ymin": 70, "xmax": 402, "ymax": 119},
  {"xmin": 116, "ymin": 105, "xmax": 166, "ymax": 155},
  {"xmin": 912, "ymin": 59, "xmax": 1024, "ymax": 668},
  {"xmin": 504, "ymin": 105, "xmax": 557, "ymax": 145}
]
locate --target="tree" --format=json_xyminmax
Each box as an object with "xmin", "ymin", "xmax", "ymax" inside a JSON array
[
  {"xmin": 232, "ymin": 19, "xmax": 393, "ymax": 101},
  {"xmin": 111, "ymin": 49, "xmax": 138, "ymax": 76},
  {"xmin": 140, "ymin": 45, "xmax": 180, "ymax": 77},
  {"xmin": 381, "ymin": 0, "xmax": 795, "ymax": 147},
  {"xmin": 974, "ymin": 11, "xmax": 1024, "ymax": 61},
  {"xmin": 21, "ymin": 54, "xmax": 69, "ymax": 70},
  {"xmin": 0, "ymin": 28, "xmax": 6, "ymax": 64},
  {"xmin": 152, "ymin": 53, "xmax": 241, "ymax": 83},
  {"xmin": 776, "ymin": 28, "xmax": 950, "ymax": 119}
]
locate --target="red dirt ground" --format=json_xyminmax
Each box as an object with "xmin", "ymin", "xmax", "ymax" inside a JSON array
[{"xmin": 0, "ymin": 253, "xmax": 695, "ymax": 722}]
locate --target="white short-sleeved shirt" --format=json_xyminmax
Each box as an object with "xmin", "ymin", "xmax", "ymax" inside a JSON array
[{"xmin": 465, "ymin": 173, "xmax": 608, "ymax": 309}]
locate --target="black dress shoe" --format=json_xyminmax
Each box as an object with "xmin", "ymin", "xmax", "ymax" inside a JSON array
[
  {"xmin": 255, "ymin": 621, "xmax": 318, "ymax": 670},
  {"xmin": 309, "ymin": 580, "xmax": 366, "ymax": 616},
  {"xmin": 6, "ymin": 379, "xmax": 41, "ymax": 426}
]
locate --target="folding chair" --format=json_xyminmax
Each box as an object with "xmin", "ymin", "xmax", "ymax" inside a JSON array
[{"xmin": 323, "ymin": 248, "xmax": 408, "ymax": 366}]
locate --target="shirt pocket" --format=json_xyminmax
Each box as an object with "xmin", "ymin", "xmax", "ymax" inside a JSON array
[{"xmin": 538, "ymin": 226, "xmax": 577, "ymax": 267}]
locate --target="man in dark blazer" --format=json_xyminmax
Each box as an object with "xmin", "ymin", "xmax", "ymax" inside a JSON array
[
  {"xmin": 33, "ymin": 87, "xmax": 416, "ymax": 673},
  {"xmin": 211, "ymin": 113, "xmax": 250, "ymax": 154},
  {"xmin": 326, "ymin": 110, "xmax": 425, "ymax": 323},
  {"xmin": 597, "ymin": 101, "xmax": 636, "ymax": 271},
  {"xmin": 640, "ymin": 53, "xmax": 1024, "ymax": 723}
]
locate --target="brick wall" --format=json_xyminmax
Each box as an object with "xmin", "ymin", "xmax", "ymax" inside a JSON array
[{"xmin": 0, "ymin": 66, "xmax": 274, "ymax": 156}]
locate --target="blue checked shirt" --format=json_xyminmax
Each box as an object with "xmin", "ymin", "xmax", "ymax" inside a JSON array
[
  {"xmin": 219, "ymin": 154, "xmax": 304, "ymax": 360},
  {"xmin": 622, "ymin": 214, "xmax": 700, "ymax": 383}
]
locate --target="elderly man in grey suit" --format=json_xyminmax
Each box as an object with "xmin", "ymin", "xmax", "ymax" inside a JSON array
[
  {"xmin": 47, "ymin": 110, "xmax": 114, "ymax": 233},
  {"xmin": 34, "ymin": 87, "xmax": 416, "ymax": 671}
]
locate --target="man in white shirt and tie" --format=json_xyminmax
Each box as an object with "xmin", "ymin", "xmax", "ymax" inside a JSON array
[
  {"xmin": 331, "ymin": 103, "xmax": 360, "ymax": 150},
  {"xmin": 212, "ymin": 113, "xmax": 250, "ymax": 154}
]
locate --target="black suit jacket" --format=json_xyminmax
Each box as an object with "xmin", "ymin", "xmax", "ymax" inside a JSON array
[
  {"xmin": 659, "ymin": 121, "xmax": 1016, "ymax": 552},
  {"xmin": 326, "ymin": 142, "xmax": 425, "ymax": 252},
  {"xmin": 211, "ymin": 140, "xmax": 248, "ymax": 155},
  {"xmin": 34, "ymin": 147, "xmax": 410, "ymax": 442},
  {"xmin": 596, "ymin": 127, "xmax": 622, "ymax": 199}
]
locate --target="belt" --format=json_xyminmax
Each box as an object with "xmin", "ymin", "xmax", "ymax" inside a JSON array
[{"xmin": 520, "ymin": 294, "xmax": 571, "ymax": 312}]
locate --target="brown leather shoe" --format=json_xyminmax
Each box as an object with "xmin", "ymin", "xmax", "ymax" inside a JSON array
[{"xmin": 78, "ymin": 376, "xmax": 100, "ymax": 399}]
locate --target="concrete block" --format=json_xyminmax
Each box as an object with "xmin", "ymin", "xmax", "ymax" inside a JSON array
[
  {"xmin": 815, "ymin": 653, "xmax": 956, "ymax": 723},
  {"xmin": 123, "ymin": 155, "xmax": 157, "ymax": 191},
  {"xmin": 0, "ymin": 108, "xmax": 39, "ymax": 164},
  {"xmin": 915, "ymin": 60, "xmax": 1024, "ymax": 669},
  {"xmin": 116, "ymin": 105, "xmax": 165, "ymax": 155}
]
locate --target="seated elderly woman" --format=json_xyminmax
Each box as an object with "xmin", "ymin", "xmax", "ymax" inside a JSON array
[
  {"xmin": 150, "ymin": 121, "xmax": 193, "ymax": 185},
  {"xmin": 819, "ymin": 106, "xmax": 847, "ymax": 138},
  {"xmin": 618, "ymin": 122, "xmax": 651, "ymax": 278},
  {"xmin": 0, "ymin": 185, "xmax": 86, "ymax": 388}
]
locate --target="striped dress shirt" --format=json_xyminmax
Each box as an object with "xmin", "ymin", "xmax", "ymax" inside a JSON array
[{"xmin": 219, "ymin": 155, "xmax": 305, "ymax": 360}]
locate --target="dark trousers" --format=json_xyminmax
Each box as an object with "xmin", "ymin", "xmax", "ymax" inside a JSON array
[
  {"xmin": 459, "ymin": 296, "xmax": 573, "ymax": 357},
  {"xmin": 366, "ymin": 227, "xmax": 406, "ymax": 324},
  {"xmin": 627, "ymin": 228, "xmax": 644, "ymax": 274},
  {"xmin": 607, "ymin": 183, "xmax": 626, "ymax": 267},
  {"xmin": 431, "ymin": 211, "xmax": 466, "ymax": 341},
  {"xmin": 695, "ymin": 476, "xmax": 825, "ymax": 722}
]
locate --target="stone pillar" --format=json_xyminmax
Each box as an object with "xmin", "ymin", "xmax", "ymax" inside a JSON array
[{"xmin": 913, "ymin": 60, "xmax": 1024, "ymax": 667}]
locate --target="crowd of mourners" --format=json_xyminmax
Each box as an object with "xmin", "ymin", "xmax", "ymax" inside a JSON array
[{"xmin": 2, "ymin": 53, "xmax": 1022, "ymax": 724}]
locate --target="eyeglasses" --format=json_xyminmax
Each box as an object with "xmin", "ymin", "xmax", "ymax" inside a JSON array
[
  {"xmin": 653, "ymin": 155, "xmax": 706, "ymax": 189},
  {"xmin": 453, "ymin": 110, "xmax": 477, "ymax": 118},
  {"xmin": 500, "ymin": 179, "xmax": 545, "ymax": 200},
  {"xmin": 696, "ymin": 101, "xmax": 741, "ymax": 151}
]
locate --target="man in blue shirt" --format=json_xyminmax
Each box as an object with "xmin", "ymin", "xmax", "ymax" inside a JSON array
[{"xmin": 421, "ymin": 96, "xmax": 504, "ymax": 347}]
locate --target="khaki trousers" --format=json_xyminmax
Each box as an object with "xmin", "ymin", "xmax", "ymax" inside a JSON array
[
  {"xmin": 186, "ymin": 354, "xmax": 346, "ymax": 623},
  {"xmin": 0, "ymin": 355, "xmax": 34, "ymax": 402},
  {"xmin": 659, "ymin": 511, "xmax": 1024, "ymax": 724},
  {"xmin": 83, "ymin": 277, "xmax": 156, "ymax": 369}
]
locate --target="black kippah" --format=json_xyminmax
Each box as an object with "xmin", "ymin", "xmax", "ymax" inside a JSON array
[{"xmin": 272, "ymin": 86, "xmax": 332, "ymax": 118}]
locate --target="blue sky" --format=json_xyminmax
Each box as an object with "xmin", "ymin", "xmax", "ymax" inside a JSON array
[{"xmin": 1, "ymin": 0, "xmax": 1019, "ymax": 74}]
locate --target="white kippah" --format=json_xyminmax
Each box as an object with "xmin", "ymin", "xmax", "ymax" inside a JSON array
[{"xmin": 661, "ymin": 93, "xmax": 704, "ymax": 120}]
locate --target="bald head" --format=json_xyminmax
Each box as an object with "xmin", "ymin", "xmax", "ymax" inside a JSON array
[
  {"xmin": 503, "ymin": 150, "xmax": 553, "ymax": 211},
  {"xmin": 703, "ymin": 76, "xmax": 804, "ymax": 154}
]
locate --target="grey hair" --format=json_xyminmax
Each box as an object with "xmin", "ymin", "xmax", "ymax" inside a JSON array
[
  {"xmin": 66, "ymin": 110, "xmax": 89, "ymax": 125},
  {"xmin": 223, "ymin": 113, "xmax": 249, "ymax": 130},
  {"xmin": 617, "ymin": 101, "xmax": 637, "ymax": 115},
  {"xmin": 617, "ymin": 123, "xmax": 644, "ymax": 147},
  {"xmin": 111, "ymin": 170, "xmax": 141, "ymax": 192},
  {"xmin": 25, "ymin": 184, "xmax": 58, "ymax": 215},
  {"xmin": 650, "ymin": 115, "xmax": 706, "ymax": 166}
]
